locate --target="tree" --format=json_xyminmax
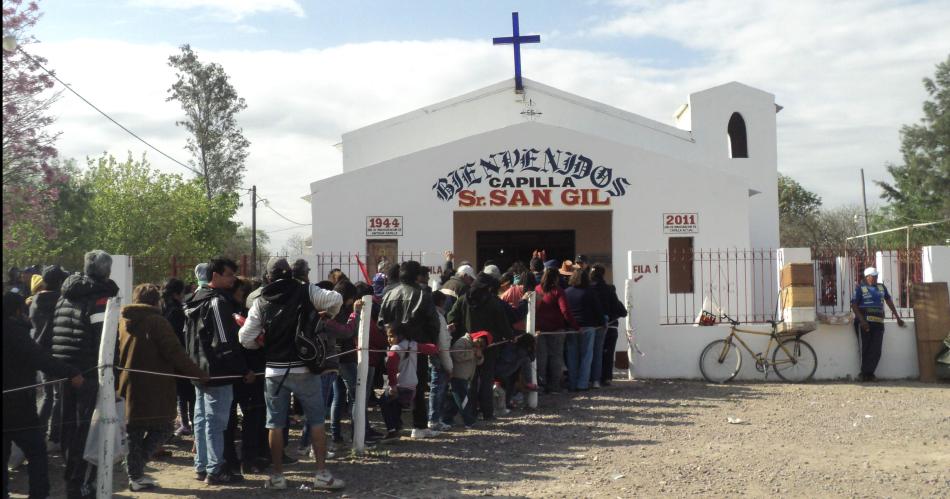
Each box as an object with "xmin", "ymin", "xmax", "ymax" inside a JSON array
[
  {"xmin": 778, "ymin": 173, "xmax": 822, "ymax": 247},
  {"xmin": 2, "ymin": 0, "xmax": 65, "ymax": 256},
  {"xmin": 280, "ymin": 233, "xmax": 311, "ymax": 257},
  {"xmin": 222, "ymin": 225, "xmax": 270, "ymax": 261},
  {"xmin": 876, "ymin": 54, "xmax": 950, "ymax": 245},
  {"xmin": 167, "ymin": 44, "xmax": 250, "ymax": 200}
]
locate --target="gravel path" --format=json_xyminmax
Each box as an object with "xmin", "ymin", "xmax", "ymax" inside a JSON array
[{"xmin": 9, "ymin": 379, "xmax": 949, "ymax": 497}]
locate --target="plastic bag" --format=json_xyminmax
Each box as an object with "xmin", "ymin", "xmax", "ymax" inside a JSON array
[
  {"xmin": 695, "ymin": 295, "xmax": 722, "ymax": 326},
  {"xmin": 83, "ymin": 397, "xmax": 128, "ymax": 465}
]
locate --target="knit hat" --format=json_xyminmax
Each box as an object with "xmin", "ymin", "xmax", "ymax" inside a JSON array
[
  {"xmin": 483, "ymin": 264, "xmax": 501, "ymax": 281},
  {"xmin": 84, "ymin": 250, "xmax": 112, "ymax": 281},
  {"xmin": 41, "ymin": 265, "xmax": 68, "ymax": 291}
]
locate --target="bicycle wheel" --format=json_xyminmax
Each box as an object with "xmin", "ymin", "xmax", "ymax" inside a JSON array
[
  {"xmin": 772, "ymin": 338, "xmax": 817, "ymax": 382},
  {"xmin": 699, "ymin": 339, "xmax": 742, "ymax": 383}
]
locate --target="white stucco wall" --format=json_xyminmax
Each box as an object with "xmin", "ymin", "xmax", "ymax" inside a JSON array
[
  {"xmin": 628, "ymin": 321, "xmax": 919, "ymax": 380},
  {"xmin": 335, "ymin": 79, "xmax": 779, "ymax": 251},
  {"xmin": 312, "ymin": 121, "xmax": 753, "ymax": 265}
]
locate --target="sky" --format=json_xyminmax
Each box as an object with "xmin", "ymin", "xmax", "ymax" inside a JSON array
[{"xmin": 21, "ymin": 0, "xmax": 950, "ymax": 252}]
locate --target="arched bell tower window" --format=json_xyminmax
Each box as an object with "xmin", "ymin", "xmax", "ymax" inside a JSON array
[{"xmin": 727, "ymin": 112, "xmax": 748, "ymax": 158}]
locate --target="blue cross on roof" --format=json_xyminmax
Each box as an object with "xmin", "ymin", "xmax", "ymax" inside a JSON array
[{"xmin": 493, "ymin": 12, "xmax": 540, "ymax": 92}]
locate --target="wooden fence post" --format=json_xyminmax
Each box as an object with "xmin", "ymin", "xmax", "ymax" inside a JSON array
[
  {"xmin": 352, "ymin": 294, "xmax": 373, "ymax": 453},
  {"xmin": 96, "ymin": 297, "xmax": 122, "ymax": 499}
]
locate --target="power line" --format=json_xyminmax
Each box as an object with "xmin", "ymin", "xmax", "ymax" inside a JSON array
[
  {"xmin": 13, "ymin": 46, "xmax": 202, "ymax": 177},
  {"xmin": 261, "ymin": 224, "xmax": 312, "ymax": 235},
  {"xmin": 261, "ymin": 198, "xmax": 309, "ymax": 225}
]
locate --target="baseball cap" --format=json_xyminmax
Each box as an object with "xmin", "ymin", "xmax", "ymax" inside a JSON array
[
  {"xmin": 456, "ymin": 264, "xmax": 476, "ymax": 280},
  {"xmin": 863, "ymin": 267, "xmax": 878, "ymax": 277}
]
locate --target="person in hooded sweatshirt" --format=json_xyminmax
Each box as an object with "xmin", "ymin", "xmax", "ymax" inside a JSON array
[
  {"xmin": 117, "ymin": 284, "xmax": 207, "ymax": 492},
  {"xmin": 4, "ymin": 291, "xmax": 84, "ymax": 499},
  {"xmin": 50, "ymin": 250, "xmax": 119, "ymax": 499},
  {"xmin": 29, "ymin": 265, "xmax": 68, "ymax": 451},
  {"xmin": 447, "ymin": 273, "xmax": 513, "ymax": 421}
]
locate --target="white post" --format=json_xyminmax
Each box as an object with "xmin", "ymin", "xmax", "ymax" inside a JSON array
[
  {"xmin": 624, "ymin": 279, "xmax": 635, "ymax": 380},
  {"xmin": 96, "ymin": 297, "xmax": 121, "ymax": 499},
  {"xmin": 525, "ymin": 291, "xmax": 538, "ymax": 409},
  {"xmin": 352, "ymin": 294, "xmax": 373, "ymax": 453}
]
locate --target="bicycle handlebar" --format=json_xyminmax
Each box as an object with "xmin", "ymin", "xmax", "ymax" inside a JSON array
[{"xmin": 720, "ymin": 313, "xmax": 740, "ymax": 326}]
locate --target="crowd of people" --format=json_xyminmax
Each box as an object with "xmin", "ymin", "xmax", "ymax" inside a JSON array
[{"xmin": 2, "ymin": 249, "xmax": 627, "ymax": 497}]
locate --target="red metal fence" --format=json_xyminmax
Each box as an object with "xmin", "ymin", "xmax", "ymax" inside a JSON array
[
  {"xmin": 661, "ymin": 248, "xmax": 778, "ymax": 325},
  {"xmin": 812, "ymin": 248, "xmax": 922, "ymax": 319}
]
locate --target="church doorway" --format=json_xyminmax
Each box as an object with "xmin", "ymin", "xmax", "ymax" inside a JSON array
[
  {"xmin": 453, "ymin": 210, "xmax": 613, "ymax": 278},
  {"xmin": 476, "ymin": 230, "xmax": 575, "ymax": 271}
]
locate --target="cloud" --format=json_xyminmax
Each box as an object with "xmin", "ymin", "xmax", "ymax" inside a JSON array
[
  {"xmin": 130, "ymin": 0, "xmax": 305, "ymax": 22},
  {"xmin": 235, "ymin": 24, "xmax": 266, "ymax": 35},
  {"xmin": 29, "ymin": 0, "xmax": 949, "ymax": 250}
]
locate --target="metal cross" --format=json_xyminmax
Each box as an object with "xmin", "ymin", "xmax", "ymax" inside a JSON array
[{"xmin": 492, "ymin": 12, "xmax": 540, "ymax": 92}]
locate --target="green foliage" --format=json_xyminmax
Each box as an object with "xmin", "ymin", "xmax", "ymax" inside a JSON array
[
  {"xmin": 167, "ymin": 44, "xmax": 250, "ymax": 200},
  {"xmin": 4, "ymin": 153, "xmax": 240, "ymax": 283},
  {"xmin": 875, "ymin": 54, "xmax": 950, "ymax": 246},
  {"xmin": 778, "ymin": 173, "xmax": 822, "ymax": 247},
  {"xmin": 223, "ymin": 225, "xmax": 270, "ymax": 260}
]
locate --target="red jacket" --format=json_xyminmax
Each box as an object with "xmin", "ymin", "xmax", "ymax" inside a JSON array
[{"xmin": 534, "ymin": 285, "xmax": 579, "ymax": 332}]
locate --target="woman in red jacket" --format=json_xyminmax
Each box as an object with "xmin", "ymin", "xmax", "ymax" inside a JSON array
[{"xmin": 534, "ymin": 263, "xmax": 579, "ymax": 393}]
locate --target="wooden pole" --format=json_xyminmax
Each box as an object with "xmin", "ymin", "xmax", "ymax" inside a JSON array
[
  {"xmin": 352, "ymin": 294, "xmax": 373, "ymax": 453},
  {"xmin": 526, "ymin": 291, "xmax": 538, "ymax": 409},
  {"xmin": 251, "ymin": 185, "xmax": 257, "ymax": 277},
  {"xmin": 96, "ymin": 297, "xmax": 122, "ymax": 499}
]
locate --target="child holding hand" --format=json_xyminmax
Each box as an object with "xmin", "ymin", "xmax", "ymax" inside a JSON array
[{"xmin": 380, "ymin": 325, "xmax": 438, "ymax": 440}]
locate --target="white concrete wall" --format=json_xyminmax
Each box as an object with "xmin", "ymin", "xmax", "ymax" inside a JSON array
[
  {"xmin": 922, "ymin": 245, "xmax": 950, "ymax": 284},
  {"xmin": 629, "ymin": 321, "xmax": 918, "ymax": 380},
  {"xmin": 112, "ymin": 255, "xmax": 133, "ymax": 307},
  {"xmin": 312, "ymin": 121, "xmax": 752, "ymax": 260}
]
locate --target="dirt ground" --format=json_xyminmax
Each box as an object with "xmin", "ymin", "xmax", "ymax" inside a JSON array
[{"xmin": 9, "ymin": 378, "xmax": 949, "ymax": 498}]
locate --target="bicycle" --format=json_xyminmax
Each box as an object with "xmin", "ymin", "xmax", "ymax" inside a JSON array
[{"xmin": 699, "ymin": 314, "xmax": 818, "ymax": 383}]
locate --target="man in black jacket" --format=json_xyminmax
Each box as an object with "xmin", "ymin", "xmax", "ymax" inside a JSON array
[
  {"xmin": 590, "ymin": 264, "xmax": 627, "ymax": 387},
  {"xmin": 30, "ymin": 265, "xmax": 69, "ymax": 450},
  {"xmin": 184, "ymin": 256, "xmax": 254, "ymax": 485},
  {"xmin": 4, "ymin": 291, "xmax": 85, "ymax": 499},
  {"xmin": 378, "ymin": 261, "xmax": 440, "ymax": 344},
  {"xmin": 50, "ymin": 250, "xmax": 119, "ymax": 499}
]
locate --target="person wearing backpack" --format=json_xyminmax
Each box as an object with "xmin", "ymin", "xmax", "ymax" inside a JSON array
[
  {"xmin": 239, "ymin": 258, "xmax": 345, "ymax": 491},
  {"xmin": 183, "ymin": 257, "xmax": 255, "ymax": 485},
  {"xmin": 50, "ymin": 250, "xmax": 119, "ymax": 499}
]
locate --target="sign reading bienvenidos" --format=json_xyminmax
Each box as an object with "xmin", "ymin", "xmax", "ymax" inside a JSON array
[{"xmin": 432, "ymin": 148, "xmax": 631, "ymax": 207}]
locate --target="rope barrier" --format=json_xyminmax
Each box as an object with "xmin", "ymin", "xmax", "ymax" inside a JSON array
[{"xmin": 2, "ymin": 366, "xmax": 102, "ymax": 395}]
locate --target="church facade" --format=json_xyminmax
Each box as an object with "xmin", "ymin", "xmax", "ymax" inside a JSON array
[{"xmin": 308, "ymin": 77, "xmax": 781, "ymax": 281}]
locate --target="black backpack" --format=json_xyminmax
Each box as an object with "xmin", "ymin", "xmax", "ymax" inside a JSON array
[{"xmin": 262, "ymin": 282, "xmax": 329, "ymax": 374}]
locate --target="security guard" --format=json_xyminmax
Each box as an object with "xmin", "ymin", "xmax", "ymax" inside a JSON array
[{"xmin": 850, "ymin": 267, "xmax": 905, "ymax": 381}]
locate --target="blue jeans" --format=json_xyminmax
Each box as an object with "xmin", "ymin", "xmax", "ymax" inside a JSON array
[
  {"xmin": 428, "ymin": 360, "xmax": 449, "ymax": 425},
  {"xmin": 589, "ymin": 327, "xmax": 608, "ymax": 384},
  {"xmin": 565, "ymin": 327, "xmax": 596, "ymax": 390},
  {"xmin": 331, "ymin": 364, "xmax": 357, "ymax": 439},
  {"xmin": 193, "ymin": 384, "xmax": 233, "ymax": 475}
]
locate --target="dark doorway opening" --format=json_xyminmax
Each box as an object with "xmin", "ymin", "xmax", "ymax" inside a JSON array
[{"xmin": 475, "ymin": 230, "xmax": 575, "ymax": 272}]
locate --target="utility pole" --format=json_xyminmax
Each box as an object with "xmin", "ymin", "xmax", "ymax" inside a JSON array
[
  {"xmin": 251, "ymin": 185, "xmax": 257, "ymax": 277},
  {"xmin": 860, "ymin": 169, "xmax": 870, "ymax": 253}
]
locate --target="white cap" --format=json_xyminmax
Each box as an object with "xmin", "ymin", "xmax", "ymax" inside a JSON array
[
  {"xmin": 863, "ymin": 267, "xmax": 878, "ymax": 277},
  {"xmin": 456, "ymin": 264, "xmax": 476, "ymax": 280}
]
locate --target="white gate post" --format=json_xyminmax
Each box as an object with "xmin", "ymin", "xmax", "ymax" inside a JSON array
[
  {"xmin": 526, "ymin": 291, "xmax": 538, "ymax": 409},
  {"xmin": 352, "ymin": 294, "xmax": 373, "ymax": 453},
  {"xmin": 95, "ymin": 297, "xmax": 121, "ymax": 499},
  {"xmin": 624, "ymin": 279, "xmax": 636, "ymax": 380}
]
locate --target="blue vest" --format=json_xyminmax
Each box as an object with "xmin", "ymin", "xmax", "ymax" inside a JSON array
[{"xmin": 852, "ymin": 283, "xmax": 888, "ymax": 322}]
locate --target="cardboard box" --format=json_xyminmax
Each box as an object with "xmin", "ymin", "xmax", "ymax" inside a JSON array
[
  {"xmin": 916, "ymin": 339, "xmax": 943, "ymax": 383},
  {"xmin": 780, "ymin": 286, "xmax": 816, "ymax": 308},
  {"xmin": 780, "ymin": 263, "xmax": 814, "ymax": 288},
  {"xmin": 782, "ymin": 307, "xmax": 816, "ymax": 323}
]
